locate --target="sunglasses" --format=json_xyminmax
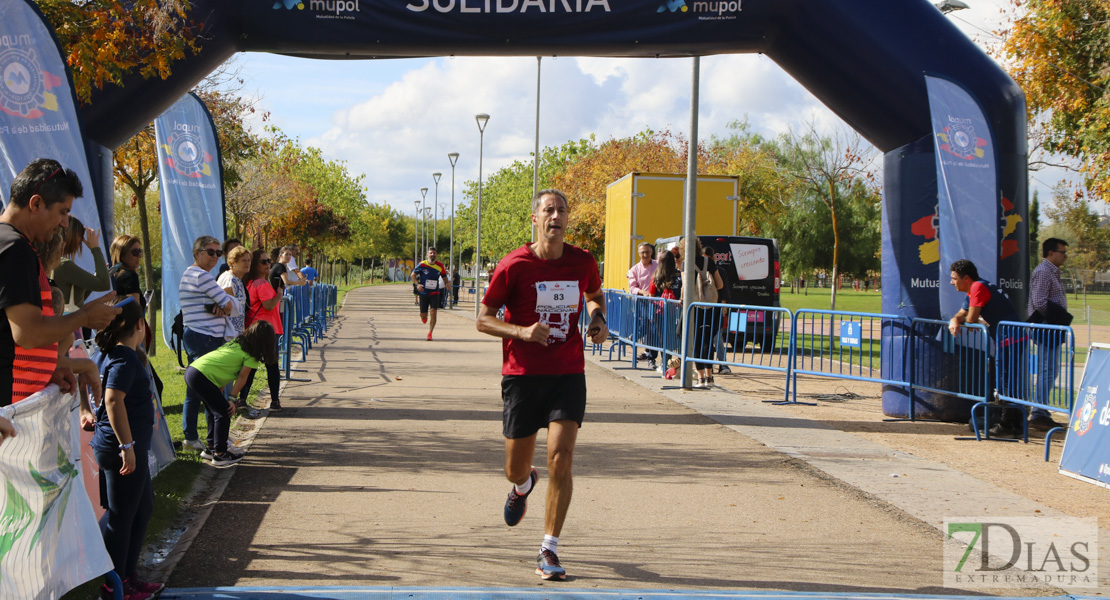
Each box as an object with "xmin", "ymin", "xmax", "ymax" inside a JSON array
[
  {"xmin": 201, "ymin": 249, "xmax": 224, "ymax": 258},
  {"xmin": 130, "ymin": 249, "xmax": 143, "ymax": 257},
  {"xmin": 260, "ymin": 258, "xmax": 272, "ymax": 264},
  {"xmin": 31, "ymin": 168, "xmax": 64, "ymax": 198}
]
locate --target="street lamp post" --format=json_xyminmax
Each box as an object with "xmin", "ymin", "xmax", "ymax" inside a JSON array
[
  {"xmin": 447, "ymin": 152, "xmax": 459, "ymax": 306},
  {"xmin": 432, "ymin": 172, "xmax": 442, "ymax": 246},
  {"xmin": 474, "ymin": 113, "xmax": 489, "ymax": 318},
  {"xmin": 412, "ymin": 200, "xmax": 420, "ymax": 270},
  {"xmin": 420, "ymin": 187, "xmax": 429, "ymax": 253}
]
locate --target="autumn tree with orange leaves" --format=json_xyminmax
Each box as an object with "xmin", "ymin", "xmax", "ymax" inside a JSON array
[
  {"xmin": 35, "ymin": 0, "xmax": 200, "ymax": 104},
  {"xmin": 999, "ymin": 0, "xmax": 1110, "ymax": 200}
]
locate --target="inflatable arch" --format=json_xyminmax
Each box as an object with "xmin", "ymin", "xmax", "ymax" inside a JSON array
[{"xmin": 77, "ymin": 0, "xmax": 1027, "ymax": 417}]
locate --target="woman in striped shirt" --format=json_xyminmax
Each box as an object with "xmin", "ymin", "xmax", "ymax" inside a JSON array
[{"xmin": 178, "ymin": 236, "xmax": 235, "ymax": 451}]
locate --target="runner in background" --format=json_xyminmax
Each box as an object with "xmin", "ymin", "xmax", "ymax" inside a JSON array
[{"xmin": 411, "ymin": 247, "xmax": 447, "ymax": 341}]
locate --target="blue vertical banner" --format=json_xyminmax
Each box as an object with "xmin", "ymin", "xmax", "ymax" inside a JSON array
[
  {"xmin": 925, "ymin": 75, "xmax": 1001, "ymax": 318},
  {"xmin": 1059, "ymin": 344, "xmax": 1110, "ymax": 488},
  {"xmin": 155, "ymin": 93, "xmax": 226, "ymax": 348},
  {"xmin": 0, "ymin": 0, "xmax": 102, "ymax": 274}
]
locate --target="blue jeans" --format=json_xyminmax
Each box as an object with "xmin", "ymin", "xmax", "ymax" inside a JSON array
[
  {"xmin": 182, "ymin": 328, "xmax": 224, "ymax": 442},
  {"xmin": 1032, "ymin": 334, "xmax": 1063, "ymax": 419}
]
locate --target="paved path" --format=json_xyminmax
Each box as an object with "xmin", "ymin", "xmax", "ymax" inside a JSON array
[{"xmin": 162, "ymin": 285, "xmax": 1084, "ymax": 597}]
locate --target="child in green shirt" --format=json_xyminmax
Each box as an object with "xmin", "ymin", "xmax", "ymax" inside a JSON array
[{"xmin": 184, "ymin": 320, "xmax": 277, "ymax": 466}]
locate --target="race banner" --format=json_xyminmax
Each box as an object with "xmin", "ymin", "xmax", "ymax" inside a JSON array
[
  {"xmin": 0, "ymin": 385, "xmax": 113, "ymax": 599},
  {"xmin": 0, "ymin": 0, "xmax": 102, "ymax": 273},
  {"xmin": 1059, "ymin": 343, "xmax": 1110, "ymax": 488},
  {"xmin": 924, "ymin": 75, "xmax": 1000, "ymax": 319},
  {"xmin": 155, "ymin": 93, "xmax": 226, "ymax": 349}
]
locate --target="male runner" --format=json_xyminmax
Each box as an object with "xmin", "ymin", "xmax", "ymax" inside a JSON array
[
  {"xmin": 476, "ymin": 189, "xmax": 608, "ymax": 581},
  {"xmin": 411, "ymin": 246, "xmax": 447, "ymax": 340}
]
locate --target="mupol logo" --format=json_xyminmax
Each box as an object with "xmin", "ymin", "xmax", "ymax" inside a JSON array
[
  {"xmin": 659, "ymin": 0, "xmax": 741, "ymax": 17},
  {"xmin": 274, "ymin": 0, "xmax": 361, "ymax": 16}
]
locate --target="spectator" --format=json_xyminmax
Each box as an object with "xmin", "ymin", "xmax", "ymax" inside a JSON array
[
  {"xmin": 179, "ymin": 236, "xmax": 235, "ymax": 451},
  {"xmin": 90, "ymin": 298, "xmax": 163, "ymax": 600},
  {"xmin": 1, "ymin": 158, "xmax": 119, "ymax": 407},
  {"xmin": 648, "ymin": 250, "xmax": 681, "ymax": 374},
  {"xmin": 218, "ymin": 246, "xmax": 251, "ymax": 340},
  {"xmin": 243, "ymin": 249, "xmax": 283, "ymax": 412},
  {"xmin": 48, "ymin": 286, "xmax": 98, "ymax": 431},
  {"xmin": 1027, "ymin": 237, "xmax": 1072, "ymax": 431},
  {"xmin": 627, "ymin": 242, "xmax": 658, "ymax": 367},
  {"xmin": 109, "ymin": 235, "xmax": 146, "ymax": 310},
  {"xmin": 947, "ymin": 258, "xmax": 1024, "ymax": 437},
  {"xmin": 286, "ymin": 243, "xmax": 305, "ymax": 284},
  {"xmin": 184, "ymin": 320, "xmax": 277, "ymax": 466},
  {"xmin": 53, "ymin": 216, "xmax": 110, "ymax": 311},
  {"xmin": 452, "ymin": 270, "xmax": 461, "ymax": 306},
  {"xmin": 300, "ymin": 258, "xmax": 318, "ymax": 286},
  {"xmin": 271, "ymin": 246, "xmax": 305, "ymax": 288},
  {"xmin": 677, "ymin": 236, "xmax": 723, "ymax": 388},
  {"xmin": 705, "ymin": 245, "xmax": 733, "ymax": 375},
  {"xmin": 216, "ymin": 237, "xmax": 242, "ymax": 276}
]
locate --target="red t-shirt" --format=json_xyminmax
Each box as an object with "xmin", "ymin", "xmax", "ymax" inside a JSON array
[
  {"xmin": 482, "ymin": 244, "xmax": 601, "ymax": 376},
  {"xmin": 246, "ymin": 279, "xmax": 283, "ymax": 336}
]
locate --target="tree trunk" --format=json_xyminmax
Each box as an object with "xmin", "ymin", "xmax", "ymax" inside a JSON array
[
  {"xmin": 828, "ymin": 179, "xmax": 839, "ymax": 312},
  {"xmin": 134, "ymin": 182, "xmax": 158, "ymax": 356}
]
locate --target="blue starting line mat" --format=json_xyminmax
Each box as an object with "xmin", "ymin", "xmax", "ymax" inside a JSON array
[{"xmin": 161, "ymin": 587, "xmax": 1091, "ymax": 600}]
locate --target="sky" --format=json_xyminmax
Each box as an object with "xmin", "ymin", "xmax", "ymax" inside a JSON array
[{"xmin": 230, "ymin": 0, "xmax": 1084, "ymax": 219}]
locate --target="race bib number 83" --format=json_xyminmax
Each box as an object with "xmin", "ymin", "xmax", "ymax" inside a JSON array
[{"xmin": 536, "ymin": 281, "xmax": 580, "ymax": 314}]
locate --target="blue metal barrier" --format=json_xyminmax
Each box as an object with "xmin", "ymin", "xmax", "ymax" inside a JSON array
[
  {"xmin": 908, "ymin": 318, "xmax": 991, "ymax": 428},
  {"xmin": 680, "ymin": 302, "xmax": 793, "ymax": 401},
  {"xmin": 792, "ymin": 310, "xmax": 910, "ymax": 404},
  {"xmin": 995, "ymin": 321, "xmax": 1075, "ymax": 459},
  {"xmin": 620, "ymin": 293, "xmax": 681, "ymax": 371},
  {"xmin": 278, "ymin": 283, "xmax": 337, "ymax": 382}
]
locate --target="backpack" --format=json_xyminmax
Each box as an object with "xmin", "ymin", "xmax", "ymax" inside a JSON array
[
  {"xmin": 170, "ymin": 311, "xmax": 185, "ymax": 368},
  {"xmin": 695, "ymin": 261, "xmax": 718, "ymax": 303}
]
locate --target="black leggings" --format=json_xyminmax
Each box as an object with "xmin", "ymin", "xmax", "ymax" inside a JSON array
[
  {"xmin": 95, "ymin": 446, "xmax": 152, "ymax": 580},
  {"xmin": 240, "ymin": 362, "xmax": 280, "ymax": 405},
  {"xmin": 184, "ymin": 367, "xmax": 232, "ymax": 453}
]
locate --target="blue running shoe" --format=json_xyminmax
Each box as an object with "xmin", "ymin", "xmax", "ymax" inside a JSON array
[
  {"xmin": 536, "ymin": 548, "xmax": 566, "ymax": 580},
  {"xmin": 503, "ymin": 467, "xmax": 538, "ymax": 526}
]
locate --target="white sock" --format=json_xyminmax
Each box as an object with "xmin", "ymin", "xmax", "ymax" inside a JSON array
[
  {"xmin": 514, "ymin": 475, "xmax": 533, "ymax": 495},
  {"xmin": 542, "ymin": 535, "xmax": 558, "ymax": 555}
]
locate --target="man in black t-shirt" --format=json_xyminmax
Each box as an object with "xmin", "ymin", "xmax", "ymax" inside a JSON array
[{"xmin": 0, "ymin": 158, "xmax": 120, "ymax": 411}]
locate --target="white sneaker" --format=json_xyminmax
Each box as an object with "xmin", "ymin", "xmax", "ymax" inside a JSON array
[{"xmin": 183, "ymin": 438, "xmax": 205, "ymax": 451}]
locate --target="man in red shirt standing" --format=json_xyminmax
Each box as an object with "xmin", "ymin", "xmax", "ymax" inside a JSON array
[{"xmin": 477, "ymin": 189, "xmax": 607, "ymax": 581}]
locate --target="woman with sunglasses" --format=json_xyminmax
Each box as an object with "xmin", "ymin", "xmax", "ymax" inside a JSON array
[
  {"xmin": 242, "ymin": 249, "xmax": 284, "ymax": 412},
  {"xmin": 178, "ymin": 236, "xmax": 236, "ymax": 451},
  {"xmin": 109, "ymin": 235, "xmax": 146, "ymax": 311}
]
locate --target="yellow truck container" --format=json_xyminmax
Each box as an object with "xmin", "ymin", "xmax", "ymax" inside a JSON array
[{"xmin": 603, "ymin": 172, "xmax": 740, "ymax": 291}]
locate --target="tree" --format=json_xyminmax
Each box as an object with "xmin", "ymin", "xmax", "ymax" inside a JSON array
[
  {"xmin": 1001, "ymin": 0, "xmax": 1110, "ymax": 200},
  {"xmin": 454, "ymin": 138, "xmax": 595, "ymax": 269},
  {"xmin": 35, "ymin": 0, "xmax": 200, "ymax": 104},
  {"xmin": 776, "ymin": 123, "xmax": 879, "ymax": 309},
  {"xmin": 553, "ymin": 130, "xmax": 700, "ymax": 257},
  {"xmin": 1029, "ymin": 190, "xmax": 1041, "ymax": 273},
  {"xmin": 1044, "ymin": 183, "xmax": 1110, "ymax": 289},
  {"xmin": 707, "ymin": 119, "xmax": 790, "ymax": 235}
]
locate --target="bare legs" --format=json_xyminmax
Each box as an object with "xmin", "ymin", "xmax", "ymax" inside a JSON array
[{"xmin": 504, "ymin": 419, "xmax": 578, "ymax": 536}]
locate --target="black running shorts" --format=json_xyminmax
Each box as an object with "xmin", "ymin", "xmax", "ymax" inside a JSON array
[
  {"xmin": 501, "ymin": 373, "xmax": 587, "ymax": 439},
  {"xmin": 418, "ymin": 293, "xmax": 440, "ymax": 313}
]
